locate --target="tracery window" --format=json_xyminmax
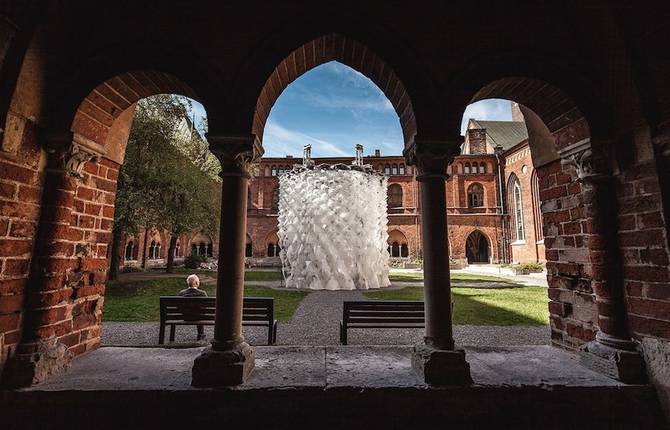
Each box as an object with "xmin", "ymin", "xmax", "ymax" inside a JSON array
[{"xmin": 468, "ymin": 183, "xmax": 484, "ymax": 207}]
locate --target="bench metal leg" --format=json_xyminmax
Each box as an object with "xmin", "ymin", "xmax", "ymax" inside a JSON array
[
  {"xmin": 169, "ymin": 325, "xmax": 176, "ymax": 342},
  {"xmin": 340, "ymin": 322, "xmax": 347, "ymax": 345},
  {"xmin": 271, "ymin": 320, "xmax": 278, "ymax": 345},
  {"xmin": 159, "ymin": 323, "xmax": 165, "ymax": 345}
]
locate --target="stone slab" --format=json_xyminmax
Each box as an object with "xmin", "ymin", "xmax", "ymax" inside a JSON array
[{"xmin": 325, "ymin": 346, "xmax": 421, "ymax": 387}]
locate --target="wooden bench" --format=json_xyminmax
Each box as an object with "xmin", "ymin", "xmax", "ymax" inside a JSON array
[
  {"xmin": 159, "ymin": 296, "xmax": 277, "ymax": 345},
  {"xmin": 339, "ymin": 300, "xmax": 425, "ymax": 345}
]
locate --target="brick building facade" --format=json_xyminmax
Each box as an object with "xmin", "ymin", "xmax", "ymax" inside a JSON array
[{"xmin": 241, "ymin": 103, "xmax": 544, "ymax": 268}]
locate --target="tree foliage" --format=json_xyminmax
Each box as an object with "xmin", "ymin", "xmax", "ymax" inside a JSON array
[{"xmin": 112, "ymin": 95, "xmax": 220, "ymax": 275}]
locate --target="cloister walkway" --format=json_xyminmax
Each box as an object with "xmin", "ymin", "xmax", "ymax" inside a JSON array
[{"xmin": 3, "ymin": 345, "xmax": 662, "ymax": 428}]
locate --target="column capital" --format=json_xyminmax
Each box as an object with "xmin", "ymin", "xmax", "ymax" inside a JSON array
[
  {"xmin": 559, "ymin": 139, "xmax": 613, "ymax": 183},
  {"xmin": 207, "ymin": 133, "xmax": 262, "ymax": 178},
  {"xmin": 403, "ymin": 138, "xmax": 461, "ymax": 180},
  {"xmin": 44, "ymin": 131, "xmax": 106, "ymax": 178}
]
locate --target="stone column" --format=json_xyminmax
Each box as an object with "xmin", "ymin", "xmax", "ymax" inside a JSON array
[
  {"xmin": 404, "ymin": 139, "xmax": 472, "ymax": 385},
  {"xmin": 562, "ymin": 142, "xmax": 646, "ymax": 383},
  {"xmin": 6, "ymin": 131, "xmax": 105, "ymax": 387},
  {"xmin": 192, "ymin": 134, "xmax": 260, "ymax": 387}
]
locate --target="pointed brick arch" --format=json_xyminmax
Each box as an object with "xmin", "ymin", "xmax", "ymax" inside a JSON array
[
  {"xmin": 253, "ymin": 33, "xmax": 417, "ymax": 145},
  {"xmin": 71, "ymin": 70, "xmax": 200, "ymax": 149}
]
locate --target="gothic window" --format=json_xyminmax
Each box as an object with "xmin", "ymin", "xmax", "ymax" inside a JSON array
[
  {"xmin": 271, "ymin": 165, "xmax": 277, "ymax": 176},
  {"xmin": 392, "ymin": 163, "xmax": 398, "ymax": 175},
  {"xmin": 267, "ymin": 243, "xmax": 276, "ymax": 257},
  {"xmin": 400, "ymin": 243, "xmax": 409, "ymax": 257},
  {"xmin": 399, "ymin": 164, "xmax": 405, "ymax": 175},
  {"xmin": 468, "ymin": 183, "xmax": 484, "ymax": 207},
  {"xmin": 385, "ymin": 164, "xmax": 391, "ymax": 176},
  {"xmin": 464, "ymin": 162, "xmax": 471, "ymax": 174},
  {"xmin": 531, "ymin": 170, "xmax": 543, "ymax": 241},
  {"xmin": 509, "ymin": 175, "xmax": 525, "ymax": 241},
  {"xmin": 391, "ymin": 241, "xmax": 400, "ymax": 257},
  {"xmin": 124, "ymin": 241, "xmax": 134, "ymax": 261},
  {"xmin": 387, "ymin": 184, "xmax": 403, "ymax": 208},
  {"xmin": 246, "ymin": 236, "xmax": 252, "ymax": 257},
  {"xmin": 480, "ymin": 162, "xmax": 486, "ymax": 174},
  {"xmin": 472, "ymin": 163, "xmax": 478, "ymax": 174},
  {"xmin": 149, "ymin": 240, "xmax": 160, "ymax": 259}
]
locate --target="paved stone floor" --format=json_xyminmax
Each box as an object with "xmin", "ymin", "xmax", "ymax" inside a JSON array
[
  {"xmin": 103, "ymin": 289, "xmax": 550, "ymax": 346},
  {"xmin": 26, "ymin": 345, "xmax": 621, "ymax": 391}
]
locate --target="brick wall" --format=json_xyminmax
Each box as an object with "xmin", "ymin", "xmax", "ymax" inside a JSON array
[
  {"xmin": 616, "ymin": 149, "xmax": 670, "ymax": 341},
  {"xmin": 540, "ymin": 159, "xmax": 597, "ymax": 349},
  {"xmin": 0, "ymin": 119, "xmax": 43, "ymax": 373},
  {"xmin": 505, "ymin": 145, "xmax": 544, "ymax": 263}
]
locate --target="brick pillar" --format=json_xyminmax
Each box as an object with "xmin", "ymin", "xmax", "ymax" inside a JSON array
[
  {"xmin": 405, "ymin": 139, "xmax": 472, "ymax": 386},
  {"xmin": 5, "ymin": 131, "xmax": 105, "ymax": 387},
  {"xmin": 192, "ymin": 134, "xmax": 261, "ymax": 387},
  {"xmin": 561, "ymin": 142, "xmax": 646, "ymax": 383}
]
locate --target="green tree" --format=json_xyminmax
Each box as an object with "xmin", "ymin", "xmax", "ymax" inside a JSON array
[{"xmin": 109, "ymin": 95, "xmax": 220, "ymax": 278}]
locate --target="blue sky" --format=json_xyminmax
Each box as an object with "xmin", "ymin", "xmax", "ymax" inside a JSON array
[{"xmin": 191, "ymin": 61, "xmax": 513, "ymax": 157}]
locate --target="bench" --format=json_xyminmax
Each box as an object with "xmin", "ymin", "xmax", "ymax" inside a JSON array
[
  {"xmin": 159, "ymin": 296, "xmax": 277, "ymax": 345},
  {"xmin": 339, "ymin": 300, "xmax": 425, "ymax": 345}
]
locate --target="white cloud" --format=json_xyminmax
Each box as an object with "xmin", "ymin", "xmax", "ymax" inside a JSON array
[{"xmin": 263, "ymin": 120, "xmax": 350, "ymax": 157}]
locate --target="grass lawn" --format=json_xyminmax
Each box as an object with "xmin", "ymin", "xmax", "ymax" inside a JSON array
[
  {"xmin": 363, "ymin": 286, "xmax": 549, "ymax": 326},
  {"xmin": 388, "ymin": 271, "xmax": 515, "ymax": 284},
  {"xmin": 104, "ymin": 278, "xmax": 308, "ymax": 322}
]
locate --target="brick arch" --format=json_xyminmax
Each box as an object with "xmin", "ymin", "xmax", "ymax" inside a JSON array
[
  {"xmin": 70, "ymin": 70, "xmax": 200, "ymax": 155},
  {"xmin": 252, "ymin": 33, "xmax": 417, "ymax": 146},
  {"xmin": 470, "ymin": 78, "xmax": 587, "ymax": 136}
]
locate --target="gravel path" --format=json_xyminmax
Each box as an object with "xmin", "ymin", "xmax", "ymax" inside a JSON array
[{"xmin": 102, "ymin": 290, "xmax": 550, "ymax": 347}]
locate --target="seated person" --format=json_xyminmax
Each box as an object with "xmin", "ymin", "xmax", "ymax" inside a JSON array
[{"xmin": 178, "ymin": 274, "xmax": 207, "ymax": 341}]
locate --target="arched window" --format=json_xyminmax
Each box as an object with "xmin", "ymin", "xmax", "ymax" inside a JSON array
[
  {"xmin": 199, "ymin": 242, "xmax": 206, "ymax": 256},
  {"xmin": 264, "ymin": 166, "xmax": 270, "ymax": 176},
  {"xmin": 149, "ymin": 240, "xmax": 160, "ymax": 259},
  {"xmin": 464, "ymin": 162, "xmax": 471, "ymax": 174},
  {"xmin": 400, "ymin": 243, "xmax": 409, "ymax": 257},
  {"xmin": 271, "ymin": 165, "xmax": 277, "ymax": 176},
  {"xmin": 399, "ymin": 164, "xmax": 405, "ymax": 175},
  {"xmin": 124, "ymin": 241, "xmax": 134, "ymax": 261},
  {"xmin": 472, "ymin": 163, "xmax": 478, "ymax": 174},
  {"xmin": 480, "ymin": 162, "xmax": 486, "ymax": 174},
  {"xmin": 191, "ymin": 243, "xmax": 197, "ymax": 255},
  {"xmin": 531, "ymin": 170, "xmax": 543, "ymax": 242},
  {"xmin": 391, "ymin": 241, "xmax": 400, "ymax": 257},
  {"xmin": 385, "ymin": 164, "xmax": 391, "ymax": 176},
  {"xmin": 509, "ymin": 175, "xmax": 525, "ymax": 241},
  {"xmin": 392, "ymin": 163, "xmax": 398, "ymax": 175},
  {"xmin": 267, "ymin": 243, "xmax": 276, "ymax": 257},
  {"xmin": 174, "ymin": 241, "xmax": 181, "ymax": 257},
  {"xmin": 246, "ymin": 236, "xmax": 252, "ymax": 257},
  {"xmin": 387, "ymin": 184, "xmax": 403, "ymax": 208},
  {"xmin": 468, "ymin": 183, "xmax": 484, "ymax": 207}
]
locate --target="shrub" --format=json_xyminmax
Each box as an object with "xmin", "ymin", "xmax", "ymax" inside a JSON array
[
  {"xmin": 184, "ymin": 252, "xmax": 205, "ymax": 269},
  {"xmin": 515, "ymin": 262, "xmax": 545, "ymax": 274}
]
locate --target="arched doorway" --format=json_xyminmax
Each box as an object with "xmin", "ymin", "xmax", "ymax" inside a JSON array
[
  {"xmin": 466, "ymin": 230, "xmax": 489, "ymax": 263},
  {"xmin": 266, "ymin": 231, "xmax": 280, "ymax": 257}
]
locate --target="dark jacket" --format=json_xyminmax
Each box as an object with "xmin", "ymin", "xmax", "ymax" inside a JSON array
[{"xmin": 178, "ymin": 287, "xmax": 208, "ymax": 297}]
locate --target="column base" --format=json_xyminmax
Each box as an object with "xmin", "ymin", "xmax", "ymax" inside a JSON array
[
  {"xmin": 411, "ymin": 344, "xmax": 472, "ymax": 386},
  {"xmin": 579, "ymin": 332, "xmax": 647, "ymax": 384},
  {"xmin": 1, "ymin": 339, "xmax": 72, "ymax": 388},
  {"xmin": 191, "ymin": 342, "xmax": 255, "ymax": 387}
]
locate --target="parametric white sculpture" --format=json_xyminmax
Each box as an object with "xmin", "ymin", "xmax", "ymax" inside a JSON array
[{"xmin": 277, "ymin": 145, "xmax": 391, "ymax": 290}]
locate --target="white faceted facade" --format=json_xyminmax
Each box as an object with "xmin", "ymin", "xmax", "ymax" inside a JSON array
[{"xmin": 278, "ymin": 164, "xmax": 391, "ymax": 290}]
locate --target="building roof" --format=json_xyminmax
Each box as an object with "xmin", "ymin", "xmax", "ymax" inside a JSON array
[{"xmin": 470, "ymin": 120, "xmax": 528, "ymax": 151}]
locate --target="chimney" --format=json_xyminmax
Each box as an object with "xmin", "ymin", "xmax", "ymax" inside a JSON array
[
  {"xmin": 467, "ymin": 128, "xmax": 487, "ymax": 155},
  {"xmin": 374, "ymin": 149, "xmax": 381, "ymax": 157}
]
